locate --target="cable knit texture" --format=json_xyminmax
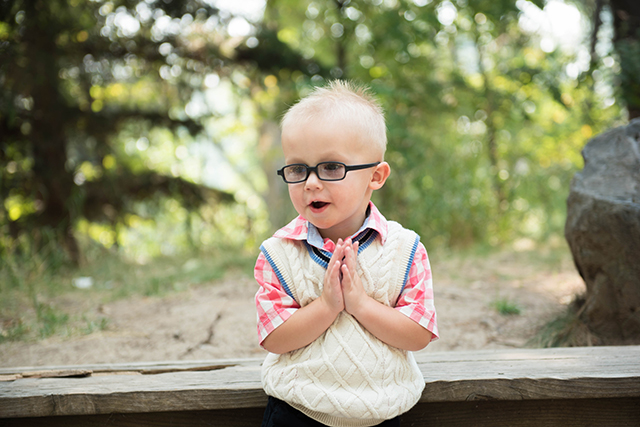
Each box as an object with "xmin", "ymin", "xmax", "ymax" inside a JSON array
[{"xmin": 260, "ymin": 221, "xmax": 425, "ymax": 427}]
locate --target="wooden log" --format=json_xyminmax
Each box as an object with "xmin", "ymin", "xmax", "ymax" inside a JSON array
[
  {"xmin": 0, "ymin": 358, "xmax": 258, "ymax": 376},
  {"xmin": 407, "ymin": 397, "xmax": 640, "ymax": 427},
  {"xmin": 0, "ymin": 408, "xmax": 267, "ymax": 427},
  {"xmin": 20, "ymin": 369, "xmax": 93, "ymax": 379},
  {"xmin": 0, "ymin": 398, "xmax": 638, "ymax": 427},
  {"xmin": 0, "ymin": 365, "xmax": 266, "ymax": 418},
  {"xmin": 0, "ymin": 346, "xmax": 639, "ymax": 425}
]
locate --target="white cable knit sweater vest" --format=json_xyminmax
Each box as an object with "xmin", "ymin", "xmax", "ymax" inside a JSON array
[{"xmin": 260, "ymin": 221, "xmax": 425, "ymax": 427}]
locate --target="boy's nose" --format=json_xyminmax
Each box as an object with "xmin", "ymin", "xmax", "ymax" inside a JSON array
[{"xmin": 304, "ymin": 171, "xmax": 323, "ymax": 189}]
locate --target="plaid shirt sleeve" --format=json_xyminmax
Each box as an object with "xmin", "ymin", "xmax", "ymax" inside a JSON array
[
  {"xmin": 395, "ymin": 242, "xmax": 439, "ymax": 341},
  {"xmin": 254, "ymin": 252, "xmax": 300, "ymax": 346}
]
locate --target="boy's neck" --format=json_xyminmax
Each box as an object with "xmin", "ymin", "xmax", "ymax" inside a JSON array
[{"xmin": 316, "ymin": 204, "xmax": 372, "ymax": 244}]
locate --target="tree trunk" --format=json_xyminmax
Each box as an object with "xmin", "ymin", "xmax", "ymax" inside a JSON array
[
  {"xmin": 25, "ymin": 1, "xmax": 80, "ymax": 264},
  {"xmin": 609, "ymin": 0, "xmax": 640, "ymax": 119}
]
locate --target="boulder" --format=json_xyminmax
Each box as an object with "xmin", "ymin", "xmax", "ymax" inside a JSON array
[{"xmin": 565, "ymin": 118, "xmax": 640, "ymax": 342}]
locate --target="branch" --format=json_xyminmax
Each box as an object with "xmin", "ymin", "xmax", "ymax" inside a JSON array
[
  {"xmin": 80, "ymin": 168, "xmax": 234, "ymax": 223},
  {"xmin": 589, "ymin": 0, "xmax": 604, "ymax": 70},
  {"xmin": 234, "ymin": 28, "xmax": 330, "ymax": 76}
]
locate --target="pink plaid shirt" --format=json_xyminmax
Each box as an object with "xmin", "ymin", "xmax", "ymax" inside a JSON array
[{"xmin": 254, "ymin": 202, "xmax": 438, "ymax": 346}]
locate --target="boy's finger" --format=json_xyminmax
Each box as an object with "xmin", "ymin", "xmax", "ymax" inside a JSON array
[
  {"xmin": 340, "ymin": 263, "xmax": 352, "ymax": 289},
  {"xmin": 327, "ymin": 260, "xmax": 341, "ymax": 289},
  {"xmin": 343, "ymin": 245, "xmax": 352, "ymax": 266},
  {"xmin": 344, "ymin": 243, "xmax": 358, "ymax": 270},
  {"xmin": 328, "ymin": 241, "xmax": 344, "ymax": 267},
  {"xmin": 331, "ymin": 263, "xmax": 341, "ymax": 289}
]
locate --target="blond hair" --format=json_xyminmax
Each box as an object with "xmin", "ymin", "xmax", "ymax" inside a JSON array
[{"xmin": 281, "ymin": 80, "xmax": 387, "ymax": 157}]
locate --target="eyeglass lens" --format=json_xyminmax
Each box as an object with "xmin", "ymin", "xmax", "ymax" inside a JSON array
[{"xmin": 283, "ymin": 162, "xmax": 345, "ymax": 182}]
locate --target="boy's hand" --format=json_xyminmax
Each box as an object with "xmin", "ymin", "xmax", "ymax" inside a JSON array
[
  {"xmin": 340, "ymin": 239, "xmax": 369, "ymax": 317},
  {"xmin": 319, "ymin": 239, "xmax": 345, "ymax": 315},
  {"xmin": 261, "ymin": 240, "xmax": 345, "ymax": 354}
]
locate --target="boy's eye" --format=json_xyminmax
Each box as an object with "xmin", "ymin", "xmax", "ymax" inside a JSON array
[
  {"xmin": 288, "ymin": 165, "xmax": 306, "ymax": 175},
  {"xmin": 319, "ymin": 162, "xmax": 345, "ymax": 178},
  {"xmin": 322, "ymin": 163, "xmax": 342, "ymax": 171}
]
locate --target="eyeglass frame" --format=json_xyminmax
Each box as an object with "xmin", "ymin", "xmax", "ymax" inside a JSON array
[{"xmin": 277, "ymin": 161, "xmax": 381, "ymax": 184}]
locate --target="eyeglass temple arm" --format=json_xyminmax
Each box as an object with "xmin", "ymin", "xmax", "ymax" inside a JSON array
[{"xmin": 345, "ymin": 162, "xmax": 380, "ymax": 172}]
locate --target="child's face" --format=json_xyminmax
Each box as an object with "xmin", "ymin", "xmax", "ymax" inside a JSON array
[{"xmin": 281, "ymin": 116, "xmax": 389, "ymax": 243}]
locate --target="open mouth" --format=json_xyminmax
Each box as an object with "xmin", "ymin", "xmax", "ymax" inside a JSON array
[{"xmin": 311, "ymin": 201, "xmax": 328, "ymax": 209}]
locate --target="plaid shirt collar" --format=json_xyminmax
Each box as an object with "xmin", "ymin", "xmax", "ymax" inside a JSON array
[{"xmin": 273, "ymin": 201, "xmax": 388, "ymax": 250}]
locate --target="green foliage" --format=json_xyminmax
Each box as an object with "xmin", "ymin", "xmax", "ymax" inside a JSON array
[
  {"xmin": 75, "ymin": 238, "xmax": 256, "ymax": 300},
  {"xmin": 244, "ymin": 0, "xmax": 625, "ymax": 249},
  {"xmin": 34, "ymin": 301, "xmax": 70, "ymax": 339},
  {"xmin": 0, "ymin": 1, "xmax": 634, "ymax": 340},
  {"xmin": 1, "ymin": 231, "xmax": 74, "ymax": 342},
  {"xmin": 491, "ymin": 297, "xmax": 522, "ymax": 316},
  {"xmin": 81, "ymin": 316, "xmax": 110, "ymax": 336},
  {"xmin": 615, "ymin": 35, "xmax": 640, "ymax": 115},
  {"xmin": 1, "ymin": 0, "xmax": 630, "ymax": 262},
  {"xmin": 0, "ymin": 0, "xmax": 244, "ymax": 263}
]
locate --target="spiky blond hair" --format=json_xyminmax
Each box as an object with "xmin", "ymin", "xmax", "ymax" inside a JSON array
[{"xmin": 281, "ymin": 80, "xmax": 387, "ymax": 157}]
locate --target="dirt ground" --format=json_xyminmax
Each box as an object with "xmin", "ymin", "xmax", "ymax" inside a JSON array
[{"xmin": 0, "ymin": 248, "xmax": 586, "ymax": 368}]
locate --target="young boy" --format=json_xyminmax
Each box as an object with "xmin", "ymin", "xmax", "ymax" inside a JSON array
[{"xmin": 255, "ymin": 80, "xmax": 438, "ymax": 427}]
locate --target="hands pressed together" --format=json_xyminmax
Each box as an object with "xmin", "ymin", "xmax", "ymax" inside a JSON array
[
  {"xmin": 320, "ymin": 238, "xmax": 368, "ymax": 318},
  {"xmin": 262, "ymin": 237, "xmax": 432, "ymax": 354}
]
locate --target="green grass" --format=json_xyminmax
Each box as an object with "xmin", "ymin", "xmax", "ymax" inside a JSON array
[
  {"xmin": 491, "ymin": 297, "xmax": 522, "ymax": 316},
  {"xmin": 81, "ymin": 316, "xmax": 110, "ymax": 335},
  {"xmin": 0, "ymin": 240, "xmax": 256, "ymax": 343},
  {"xmin": 0, "ymin": 320, "xmax": 29, "ymax": 343},
  {"xmin": 528, "ymin": 296, "xmax": 598, "ymax": 348},
  {"xmin": 34, "ymin": 300, "xmax": 70, "ymax": 339}
]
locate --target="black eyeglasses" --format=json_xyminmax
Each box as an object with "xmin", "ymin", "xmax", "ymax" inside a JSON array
[{"xmin": 277, "ymin": 161, "xmax": 380, "ymax": 184}]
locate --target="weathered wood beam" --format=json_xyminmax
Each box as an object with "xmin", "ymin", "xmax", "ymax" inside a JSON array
[{"xmin": 0, "ymin": 346, "xmax": 639, "ymax": 423}]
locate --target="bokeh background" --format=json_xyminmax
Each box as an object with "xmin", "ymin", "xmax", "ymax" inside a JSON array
[{"xmin": 1, "ymin": 0, "xmax": 637, "ymax": 345}]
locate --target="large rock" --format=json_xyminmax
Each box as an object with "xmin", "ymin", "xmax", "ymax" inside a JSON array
[{"xmin": 565, "ymin": 118, "xmax": 640, "ymax": 343}]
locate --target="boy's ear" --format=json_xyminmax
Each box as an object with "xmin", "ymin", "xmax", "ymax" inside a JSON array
[{"xmin": 369, "ymin": 161, "xmax": 391, "ymax": 190}]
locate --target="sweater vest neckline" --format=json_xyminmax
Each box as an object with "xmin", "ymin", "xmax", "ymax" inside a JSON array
[{"xmin": 306, "ymin": 228, "xmax": 378, "ymax": 268}]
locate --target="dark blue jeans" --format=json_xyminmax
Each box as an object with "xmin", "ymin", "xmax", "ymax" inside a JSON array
[{"xmin": 261, "ymin": 396, "xmax": 401, "ymax": 427}]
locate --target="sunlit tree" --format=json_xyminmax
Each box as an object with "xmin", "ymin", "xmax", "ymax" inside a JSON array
[
  {"xmin": 1, "ymin": 0, "xmax": 242, "ymax": 263},
  {"xmin": 1, "ymin": 0, "xmax": 629, "ymax": 265},
  {"xmin": 243, "ymin": 0, "xmax": 623, "ymax": 247}
]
